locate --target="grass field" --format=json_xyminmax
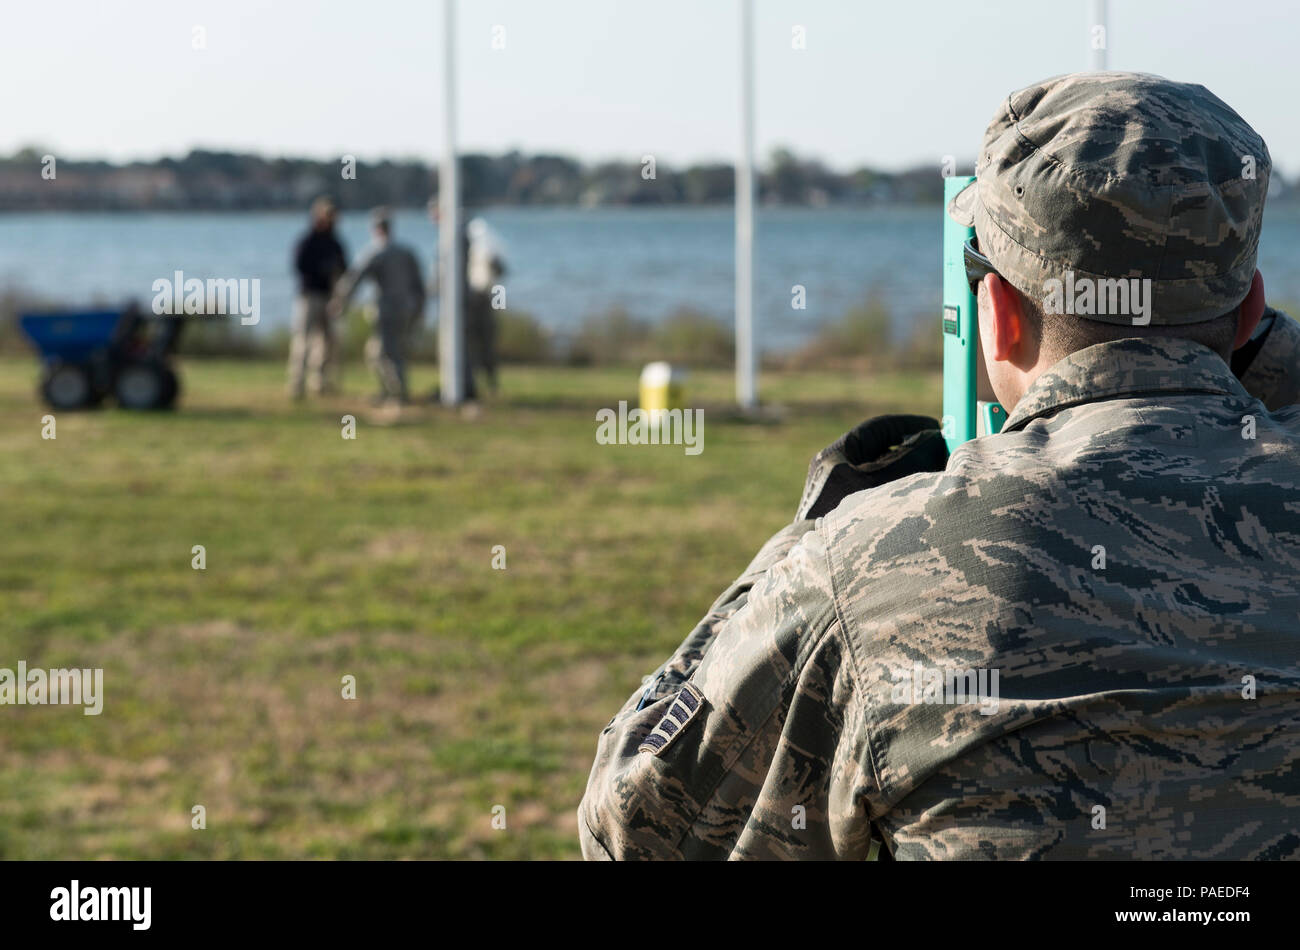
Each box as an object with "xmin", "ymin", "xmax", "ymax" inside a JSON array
[{"xmin": 0, "ymin": 355, "xmax": 937, "ymax": 859}]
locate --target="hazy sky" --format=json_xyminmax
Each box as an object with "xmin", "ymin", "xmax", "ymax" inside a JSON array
[{"xmin": 2, "ymin": 0, "xmax": 1296, "ymax": 173}]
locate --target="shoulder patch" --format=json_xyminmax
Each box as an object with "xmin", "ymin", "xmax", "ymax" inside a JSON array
[{"xmin": 637, "ymin": 682, "xmax": 706, "ymax": 756}]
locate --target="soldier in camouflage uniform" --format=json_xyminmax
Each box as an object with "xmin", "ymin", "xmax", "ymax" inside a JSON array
[
  {"xmin": 579, "ymin": 72, "xmax": 1300, "ymax": 860},
  {"xmin": 331, "ymin": 209, "xmax": 426, "ymax": 404}
]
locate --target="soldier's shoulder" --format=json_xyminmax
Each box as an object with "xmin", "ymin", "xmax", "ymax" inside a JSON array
[
  {"xmin": 821, "ymin": 441, "xmax": 1005, "ymax": 533},
  {"xmin": 817, "ymin": 468, "xmax": 950, "ymax": 582},
  {"xmin": 819, "ymin": 433, "xmax": 1040, "ymax": 563},
  {"xmin": 824, "ymin": 469, "xmax": 944, "ymax": 527}
]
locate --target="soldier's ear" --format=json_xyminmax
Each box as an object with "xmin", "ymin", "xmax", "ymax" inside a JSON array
[
  {"xmin": 1233, "ymin": 270, "xmax": 1266, "ymax": 351},
  {"xmin": 982, "ymin": 273, "xmax": 1024, "ymax": 362}
]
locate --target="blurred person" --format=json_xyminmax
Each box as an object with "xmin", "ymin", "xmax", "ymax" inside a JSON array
[
  {"xmin": 331, "ymin": 208, "xmax": 426, "ymax": 405},
  {"xmin": 288, "ymin": 196, "xmax": 347, "ymax": 398},
  {"xmin": 465, "ymin": 217, "xmax": 506, "ymax": 396}
]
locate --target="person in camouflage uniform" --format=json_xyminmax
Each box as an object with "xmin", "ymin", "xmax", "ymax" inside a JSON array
[
  {"xmin": 331, "ymin": 209, "xmax": 426, "ymax": 404},
  {"xmin": 579, "ymin": 72, "xmax": 1300, "ymax": 860}
]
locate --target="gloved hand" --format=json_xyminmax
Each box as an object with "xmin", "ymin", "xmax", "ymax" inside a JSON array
[{"xmin": 795, "ymin": 414, "xmax": 949, "ymax": 521}]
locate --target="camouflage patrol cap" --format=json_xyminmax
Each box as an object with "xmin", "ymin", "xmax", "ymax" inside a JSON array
[{"xmin": 948, "ymin": 72, "xmax": 1270, "ymax": 325}]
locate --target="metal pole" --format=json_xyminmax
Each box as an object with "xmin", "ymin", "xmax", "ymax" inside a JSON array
[
  {"xmin": 1089, "ymin": 0, "xmax": 1108, "ymax": 71},
  {"xmin": 439, "ymin": 0, "xmax": 464, "ymax": 405},
  {"xmin": 735, "ymin": 0, "xmax": 757, "ymax": 409}
]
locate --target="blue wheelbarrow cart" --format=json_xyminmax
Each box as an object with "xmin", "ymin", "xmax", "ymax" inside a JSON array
[{"xmin": 18, "ymin": 302, "xmax": 185, "ymax": 410}]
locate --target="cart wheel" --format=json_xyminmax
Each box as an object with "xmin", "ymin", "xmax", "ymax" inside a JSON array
[
  {"xmin": 41, "ymin": 362, "xmax": 96, "ymax": 410},
  {"xmin": 157, "ymin": 365, "xmax": 179, "ymax": 409},
  {"xmin": 114, "ymin": 361, "xmax": 166, "ymax": 410}
]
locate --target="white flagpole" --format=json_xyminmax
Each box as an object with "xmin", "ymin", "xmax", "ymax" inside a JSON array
[
  {"xmin": 440, "ymin": 0, "xmax": 464, "ymax": 405},
  {"xmin": 1089, "ymin": 0, "xmax": 1109, "ymax": 70},
  {"xmin": 735, "ymin": 0, "xmax": 757, "ymax": 409}
]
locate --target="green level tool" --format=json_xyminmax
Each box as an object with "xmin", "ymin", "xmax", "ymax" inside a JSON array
[{"xmin": 942, "ymin": 175, "xmax": 1005, "ymax": 452}]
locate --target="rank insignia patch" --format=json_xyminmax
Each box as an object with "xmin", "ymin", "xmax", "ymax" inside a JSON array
[{"xmin": 637, "ymin": 682, "xmax": 705, "ymax": 756}]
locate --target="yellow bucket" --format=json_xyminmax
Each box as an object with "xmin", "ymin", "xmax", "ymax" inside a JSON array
[{"xmin": 639, "ymin": 362, "xmax": 685, "ymax": 416}]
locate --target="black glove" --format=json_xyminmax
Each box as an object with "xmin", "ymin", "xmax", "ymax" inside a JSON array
[
  {"xmin": 795, "ymin": 414, "xmax": 949, "ymax": 521},
  {"xmin": 1233, "ymin": 307, "xmax": 1300, "ymax": 411}
]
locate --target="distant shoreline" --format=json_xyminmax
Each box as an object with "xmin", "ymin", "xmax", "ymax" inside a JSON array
[{"xmin": 0, "ymin": 147, "xmax": 1100, "ymax": 213}]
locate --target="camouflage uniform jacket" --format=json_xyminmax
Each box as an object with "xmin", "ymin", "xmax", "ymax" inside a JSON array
[
  {"xmin": 334, "ymin": 241, "xmax": 427, "ymax": 331},
  {"xmin": 579, "ymin": 336, "xmax": 1300, "ymax": 860}
]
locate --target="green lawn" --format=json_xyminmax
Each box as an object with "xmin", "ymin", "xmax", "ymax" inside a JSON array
[{"xmin": 0, "ymin": 355, "xmax": 938, "ymax": 859}]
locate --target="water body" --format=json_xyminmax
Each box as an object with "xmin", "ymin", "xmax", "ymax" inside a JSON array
[{"xmin": 2, "ymin": 205, "xmax": 1298, "ymax": 351}]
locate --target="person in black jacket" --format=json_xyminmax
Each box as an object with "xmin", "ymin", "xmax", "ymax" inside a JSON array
[{"xmin": 287, "ymin": 197, "xmax": 347, "ymax": 398}]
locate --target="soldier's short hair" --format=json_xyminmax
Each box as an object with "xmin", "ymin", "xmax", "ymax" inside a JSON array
[
  {"xmin": 1008, "ymin": 285, "xmax": 1239, "ymax": 363},
  {"xmin": 370, "ymin": 207, "xmax": 392, "ymax": 236}
]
